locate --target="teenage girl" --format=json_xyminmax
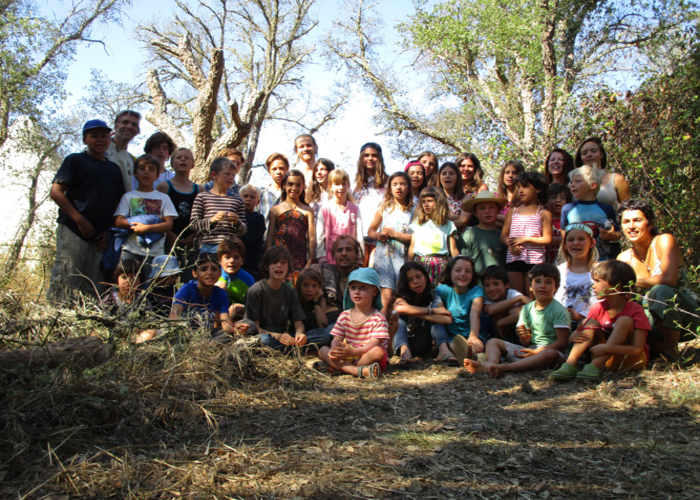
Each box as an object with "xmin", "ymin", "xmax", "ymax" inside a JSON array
[
  {"xmin": 353, "ymin": 142, "xmax": 388, "ymax": 246},
  {"xmin": 418, "ymin": 151, "xmax": 439, "ymax": 187},
  {"xmin": 435, "ymin": 255, "xmax": 485, "ymax": 360},
  {"xmin": 438, "ymin": 162, "xmax": 469, "ymax": 231},
  {"xmin": 501, "ymin": 172, "xmax": 552, "ymax": 295},
  {"xmin": 306, "ymin": 158, "xmax": 335, "ymax": 215},
  {"xmin": 554, "ymin": 223, "xmax": 598, "ymax": 329},
  {"xmin": 393, "ymin": 262, "xmax": 454, "ymax": 365},
  {"xmin": 267, "ymin": 169, "xmax": 316, "ymax": 275},
  {"xmin": 368, "ymin": 171, "xmax": 415, "ymax": 316},
  {"xmin": 544, "ymin": 148, "xmax": 574, "ymax": 185},
  {"xmin": 495, "ymin": 160, "xmax": 525, "ymax": 227},
  {"xmin": 455, "ymin": 152, "xmax": 488, "ymax": 200},
  {"xmin": 316, "ymin": 169, "xmax": 363, "ymax": 264},
  {"xmin": 408, "ymin": 187, "xmax": 459, "ymax": 286},
  {"xmin": 405, "ymin": 160, "xmax": 427, "ymax": 204}
]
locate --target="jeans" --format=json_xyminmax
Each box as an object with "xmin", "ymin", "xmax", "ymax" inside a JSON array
[{"xmin": 392, "ymin": 317, "xmax": 449, "ymax": 356}]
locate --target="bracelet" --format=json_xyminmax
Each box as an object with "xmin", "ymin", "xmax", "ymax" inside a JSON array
[{"xmin": 427, "ymin": 306, "xmax": 432, "ymax": 316}]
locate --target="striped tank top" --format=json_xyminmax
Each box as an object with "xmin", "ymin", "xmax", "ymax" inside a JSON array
[{"xmin": 506, "ymin": 205, "xmax": 546, "ymax": 265}]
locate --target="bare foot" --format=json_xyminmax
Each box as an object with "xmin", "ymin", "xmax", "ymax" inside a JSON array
[
  {"xmin": 488, "ymin": 364, "xmax": 503, "ymax": 379},
  {"xmin": 464, "ymin": 358, "xmax": 491, "ymax": 374}
]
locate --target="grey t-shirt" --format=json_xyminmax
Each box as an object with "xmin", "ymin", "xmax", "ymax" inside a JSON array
[{"xmin": 244, "ymin": 279, "xmax": 305, "ymax": 333}]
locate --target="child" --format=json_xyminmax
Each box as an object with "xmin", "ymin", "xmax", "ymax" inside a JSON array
[
  {"xmin": 495, "ymin": 160, "xmax": 524, "ymax": 227},
  {"xmin": 551, "ymin": 260, "xmax": 651, "ymax": 381},
  {"xmin": 145, "ymin": 254, "xmax": 182, "ymax": 318},
  {"xmin": 455, "ymin": 152, "xmax": 488, "ymax": 200},
  {"xmin": 407, "ymin": 187, "xmax": 459, "ymax": 286},
  {"xmin": 368, "ymin": 171, "xmax": 415, "ymax": 316},
  {"xmin": 203, "ymin": 147, "xmax": 245, "ymax": 196},
  {"xmin": 562, "ymin": 165, "xmax": 621, "ymax": 261},
  {"xmin": 501, "ymin": 171, "xmax": 552, "ymax": 295},
  {"xmin": 481, "ymin": 265, "xmax": 531, "ymax": 343},
  {"xmin": 267, "ymin": 169, "xmax": 316, "ymax": 275},
  {"xmin": 459, "ymin": 191, "xmax": 508, "ymax": 275},
  {"xmin": 316, "ymin": 268, "xmax": 389, "ymax": 378},
  {"xmin": 553, "ymin": 223, "xmax": 598, "ymax": 329},
  {"xmin": 296, "ymin": 267, "xmax": 333, "ymax": 345},
  {"xmin": 418, "ymin": 151, "xmax": 439, "ymax": 187},
  {"xmin": 464, "ymin": 263, "xmax": 571, "ymax": 378},
  {"xmin": 215, "ymin": 237, "xmax": 255, "ymax": 318},
  {"xmin": 258, "ymin": 152, "xmax": 289, "ymax": 220},
  {"xmin": 238, "ymin": 184, "xmax": 265, "ymax": 281},
  {"xmin": 171, "ymin": 253, "xmax": 240, "ymax": 343},
  {"xmin": 191, "ymin": 157, "xmax": 247, "ymax": 254},
  {"xmin": 245, "ymin": 247, "xmax": 327, "ymax": 351},
  {"xmin": 405, "ymin": 160, "xmax": 427, "ymax": 204},
  {"xmin": 157, "ymin": 147, "xmax": 202, "ymax": 270},
  {"xmin": 101, "ymin": 259, "xmax": 158, "ymax": 343},
  {"xmin": 546, "ymin": 183, "xmax": 572, "ymax": 263},
  {"xmin": 316, "ymin": 169, "xmax": 363, "ymax": 265},
  {"xmin": 306, "ymin": 158, "xmax": 335, "ymax": 215},
  {"xmin": 393, "ymin": 262, "xmax": 453, "ymax": 365},
  {"xmin": 435, "ymin": 255, "xmax": 485, "ymax": 365},
  {"xmin": 438, "ymin": 162, "xmax": 469, "ymax": 231},
  {"xmin": 114, "ymin": 154, "xmax": 178, "ymax": 267},
  {"xmin": 293, "ymin": 134, "xmax": 318, "ymax": 185},
  {"xmin": 134, "ymin": 132, "xmax": 177, "ymax": 190},
  {"xmin": 47, "ymin": 119, "xmax": 126, "ymax": 303}
]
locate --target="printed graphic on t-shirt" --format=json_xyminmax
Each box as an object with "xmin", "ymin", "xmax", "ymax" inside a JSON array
[{"xmin": 130, "ymin": 198, "xmax": 163, "ymax": 216}]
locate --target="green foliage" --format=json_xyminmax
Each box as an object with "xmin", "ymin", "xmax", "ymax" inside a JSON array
[{"xmin": 575, "ymin": 42, "xmax": 700, "ymax": 266}]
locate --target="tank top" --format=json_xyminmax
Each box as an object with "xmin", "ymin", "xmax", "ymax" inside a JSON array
[
  {"xmin": 596, "ymin": 171, "xmax": 618, "ymax": 209},
  {"xmin": 166, "ymin": 180, "xmax": 200, "ymax": 236},
  {"xmin": 506, "ymin": 205, "xmax": 546, "ymax": 264}
]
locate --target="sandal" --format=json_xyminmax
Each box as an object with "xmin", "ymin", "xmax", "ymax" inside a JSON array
[
  {"xmin": 438, "ymin": 355, "xmax": 459, "ymax": 366},
  {"xmin": 453, "ymin": 335, "xmax": 474, "ymax": 366},
  {"xmin": 358, "ymin": 362, "xmax": 380, "ymax": 379},
  {"xmin": 550, "ymin": 362, "xmax": 579, "ymax": 382},
  {"xmin": 575, "ymin": 363, "xmax": 602, "ymax": 382}
]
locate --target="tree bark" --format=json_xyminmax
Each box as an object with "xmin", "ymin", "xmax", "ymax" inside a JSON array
[{"xmin": 0, "ymin": 336, "xmax": 114, "ymax": 368}]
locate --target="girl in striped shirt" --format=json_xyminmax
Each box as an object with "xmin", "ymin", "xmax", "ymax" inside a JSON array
[
  {"xmin": 315, "ymin": 268, "xmax": 389, "ymax": 378},
  {"xmin": 501, "ymin": 172, "xmax": 552, "ymax": 296}
]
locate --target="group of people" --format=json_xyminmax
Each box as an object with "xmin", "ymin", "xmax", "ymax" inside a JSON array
[{"xmin": 46, "ymin": 112, "xmax": 699, "ymax": 380}]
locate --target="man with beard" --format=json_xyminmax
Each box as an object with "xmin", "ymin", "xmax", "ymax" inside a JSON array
[{"xmin": 105, "ymin": 110, "xmax": 141, "ymax": 192}]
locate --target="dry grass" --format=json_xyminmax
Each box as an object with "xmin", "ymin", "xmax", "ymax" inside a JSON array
[{"xmin": 1, "ymin": 293, "xmax": 700, "ymax": 499}]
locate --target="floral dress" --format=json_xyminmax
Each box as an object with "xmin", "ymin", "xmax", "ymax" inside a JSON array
[{"xmin": 274, "ymin": 208, "xmax": 309, "ymax": 273}]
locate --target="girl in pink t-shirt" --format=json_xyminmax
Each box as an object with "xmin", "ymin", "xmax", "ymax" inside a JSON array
[{"xmin": 316, "ymin": 169, "xmax": 363, "ymax": 264}]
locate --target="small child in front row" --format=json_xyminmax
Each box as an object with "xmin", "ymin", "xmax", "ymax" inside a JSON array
[
  {"xmin": 464, "ymin": 263, "xmax": 570, "ymax": 378},
  {"xmin": 408, "ymin": 187, "xmax": 459, "ymax": 286},
  {"xmin": 296, "ymin": 267, "xmax": 333, "ymax": 345},
  {"xmin": 215, "ymin": 237, "xmax": 255, "ymax": 319},
  {"xmin": 501, "ymin": 172, "xmax": 552, "ymax": 295},
  {"xmin": 171, "ymin": 253, "xmax": 242, "ymax": 343},
  {"xmin": 550, "ymin": 260, "xmax": 650, "ymax": 382},
  {"xmin": 481, "ymin": 265, "xmax": 531, "ymax": 344},
  {"xmin": 316, "ymin": 268, "xmax": 390, "ymax": 379}
]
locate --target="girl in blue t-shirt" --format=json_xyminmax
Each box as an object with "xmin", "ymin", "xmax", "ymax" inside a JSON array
[{"xmin": 435, "ymin": 255, "xmax": 485, "ymax": 363}]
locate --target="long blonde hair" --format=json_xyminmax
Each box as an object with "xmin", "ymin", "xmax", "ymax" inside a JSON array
[{"xmin": 415, "ymin": 186, "xmax": 449, "ymax": 226}]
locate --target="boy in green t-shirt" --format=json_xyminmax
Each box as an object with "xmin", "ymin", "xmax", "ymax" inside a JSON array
[
  {"xmin": 464, "ymin": 263, "xmax": 570, "ymax": 378},
  {"xmin": 459, "ymin": 191, "xmax": 508, "ymax": 275},
  {"xmin": 215, "ymin": 237, "xmax": 255, "ymax": 319}
]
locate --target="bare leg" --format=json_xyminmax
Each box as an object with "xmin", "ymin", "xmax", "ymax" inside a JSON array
[
  {"xmin": 591, "ymin": 316, "xmax": 634, "ymax": 370},
  {"xmin": 508, "ymin": 271, "xmax": 525, "ymax": 295},
  {"xmin": 380, "ymin": 288, "xmax": 395, "ymax": 319},
  {"xmin": 489, "ymin": 348, "xmax": 560, "ymax": 378},
  {"xmin": 565, "ymin": 319, "xmax": 601, "ymax": 366},
  {"xmin": 399, "ymin": 344, "xmax": 413, "ymax": 361},
  {"xmin": 437, "ymin": 342, "xmax": 454, "ymax": 361},
  {"xmin": 465, "ymin": 339, "xmax": 504, "ymax": 373}
]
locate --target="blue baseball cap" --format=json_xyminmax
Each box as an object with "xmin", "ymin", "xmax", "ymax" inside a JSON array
[{"xmin": 83, "ymin": 119, "xmax": 112, "ymax": 133}]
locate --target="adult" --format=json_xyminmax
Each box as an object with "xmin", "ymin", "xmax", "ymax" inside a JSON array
[
  {"xmin": 105, "ymin": 110, "xmax": 141, "ymax": 192},
  {"xmin": 544, "ymin": 148, "xmax": 574, "ymax": 185},
  {"xmin": 293, "ymin": 134, "xmax": 318, "ymax": 186},
  {"xmin": 455, "ymin": 152, "xmax": 488, "ymax": 201},
  {"xmin": 133, "ymin": 131, "xmax": 176, "ymax": 190},
  {"xmin": 313, "ymin": 235, "xmax": 363, "ymax": 329},
  {"xmin": 617, "ymin": 199, "xmax": 700, "ymax": 361},
  {"xmin": 404, "ymin": 160, "xmax": 427, "ymax": 204},
  {"xmin": 417, "ymin": 151, "xmax": 439, "ymax": 187},
  {"xmin": 575, "ymin": 137, "xmax": 630, "ymax": 209}
]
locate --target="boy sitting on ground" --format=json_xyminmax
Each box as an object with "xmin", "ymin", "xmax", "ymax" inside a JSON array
[
  {"xmin": 551, "ymin": 260, "xmax": 651, "ymax": 382},
  {"xmin": 170, "ymin": 253, "xmax": 244, "ymax": 343},
  {"xmin": 316, "ymin": 268, "xmax": 389, "ymax": 379},
  {"xmin": 215, "ymin": 237, "xmax": 255, "ymax": 319},
  {"xmin": 481, "ymin": 265, "xmax": 532, "ymax": 343},
  {"xmin": 465, "ymin": 263, "xmax": 570, "ymax": 378}
]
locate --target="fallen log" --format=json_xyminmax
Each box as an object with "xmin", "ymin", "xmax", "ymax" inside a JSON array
[{"xmin": 0, "ymin": 336, "xmax": 114, "ymax": 369}]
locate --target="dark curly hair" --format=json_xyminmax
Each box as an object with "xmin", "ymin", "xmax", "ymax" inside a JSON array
[
  {"xmin": 618, "ymin": 198, "xmax": 659, "ymax": 237},
  {"xmin": 515, "ymin": 171, "xmax": 548, "ymax": 206}
]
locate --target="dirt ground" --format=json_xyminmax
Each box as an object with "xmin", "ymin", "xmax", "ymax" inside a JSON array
[{"xmin": 1, "ymin": 339, "xmax": 700, "ymax": 499}]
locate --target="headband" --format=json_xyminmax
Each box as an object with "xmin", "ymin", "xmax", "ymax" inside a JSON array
[
  {"xmin": 360, "ymin": 142, "xmax": 382, "ymax": 154},
  {"xmin": 564, "ymin": 223, "xmax": 594, "ymax": 237}
]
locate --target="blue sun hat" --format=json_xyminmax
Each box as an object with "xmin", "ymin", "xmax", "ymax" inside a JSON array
[{"xmin": 343, "ymin": 267, "xmax": 383, "ymax": 311}]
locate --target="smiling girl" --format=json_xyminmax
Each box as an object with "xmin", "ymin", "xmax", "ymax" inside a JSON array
[
  {"xmin": 438, "ymin": 162, "xmax": 469, "ymax": 231},
  {"xmin": 455, "ymin": 152, "xmax": 488, "ymax": 201}
]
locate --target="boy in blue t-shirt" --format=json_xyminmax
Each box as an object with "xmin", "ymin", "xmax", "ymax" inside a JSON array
[
  {"xmin": 215, "ymin": 237, "xmax": 255, "ymax": 318},
  {"xmin": 561, "ymin": 165, "xmax": 621, "ymax": 261},
  {"xmin": 47, "ymin": 119, "xmax": 126, "ymax": 303},
  {"xmin": 171, "ymin": 253, "xmax": 243, "ymax": 342}
]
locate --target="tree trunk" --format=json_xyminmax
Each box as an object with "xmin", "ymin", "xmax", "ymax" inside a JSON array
[{"xmin": 0, "ymin": 336, "xmax": 114, "ymax": 368}]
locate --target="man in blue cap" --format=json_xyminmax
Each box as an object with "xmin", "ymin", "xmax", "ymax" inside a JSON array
[{"xmin": 47, "ymin": 119, "xmax": 126, "ymax": 303}]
